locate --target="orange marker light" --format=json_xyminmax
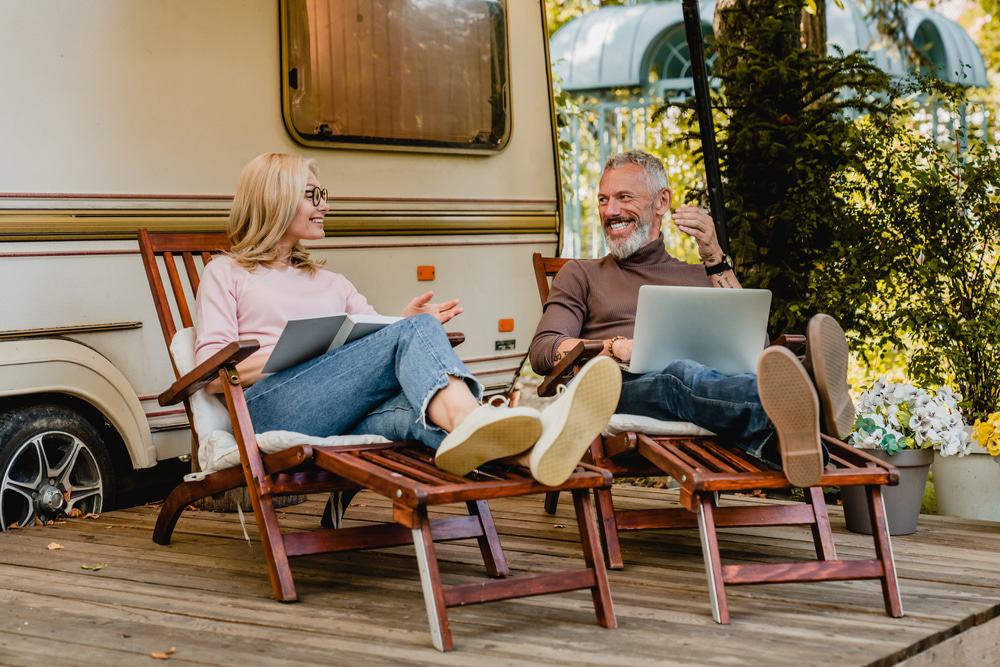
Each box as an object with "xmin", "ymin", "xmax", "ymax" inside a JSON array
[
  {"xmin": 417, "ymin": 265, "xmax": 435, "ymax": 281},
  {"xmin": 498, "ymin": 318, "xmax": 514, "ymax": 332}
]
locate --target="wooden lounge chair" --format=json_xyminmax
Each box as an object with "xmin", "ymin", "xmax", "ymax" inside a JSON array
[
  {"xmin": 531, "ymin": 252, "xmax": 904, "ymax": 624},
  {"xmin": 134, "ymin": 229, "xmax": 617, "ymax": 651}
]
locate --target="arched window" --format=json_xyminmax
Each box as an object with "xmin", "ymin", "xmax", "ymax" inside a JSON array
[
  {"xmin": 912, "ymin": 20, "xmax": 947, "ymax": 79},
  {"xmin": 641, "ymin": 22, "xmax": 715, "ymax": 97}
]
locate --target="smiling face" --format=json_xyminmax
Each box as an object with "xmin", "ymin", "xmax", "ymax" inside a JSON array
[
  {"xmin": 597, "ymin": 164, "xmax": 671, "ymax": 259},
  {"xmin": 279, "ymin": 172, "xmax": 329, "ymax": 248}
]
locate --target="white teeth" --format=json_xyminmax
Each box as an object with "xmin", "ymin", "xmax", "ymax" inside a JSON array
[{"xmin": 609, "ymin": 221, "xmax": 630, "ymax": 231}]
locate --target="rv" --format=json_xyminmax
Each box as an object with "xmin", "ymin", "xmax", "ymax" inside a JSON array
[{"xmin": 0, "ymin": 0, "xmax": 561, "ymax": 526}]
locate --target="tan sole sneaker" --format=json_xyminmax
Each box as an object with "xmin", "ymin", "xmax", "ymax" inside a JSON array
[
  {"xmin": 807, "ymin": 314, "xmax": 855, "ymax": 439},
  {"xmin": 529, "ymin": 356, "xmax": 622, "ymax": 487},
  {"xmin": 757, "ymin": 346, "xmax": 823, "ymax": 488},
  {"xmin": 434, "ymin": 406, "xmax": 542, "ymax": 477}
]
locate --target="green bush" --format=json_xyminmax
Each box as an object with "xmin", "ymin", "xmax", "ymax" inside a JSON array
[{"xmin": 830, "ymin": 82, "xmax": 1000, "ymax": 419}]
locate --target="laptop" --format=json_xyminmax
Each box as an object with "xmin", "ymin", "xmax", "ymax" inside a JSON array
[{"xmin": 628, "ymin": 286, "xmax": 772, "ymax": 376}]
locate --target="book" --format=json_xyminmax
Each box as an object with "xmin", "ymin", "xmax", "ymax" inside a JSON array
[{"xmin": 262, "ymin": 313, "xmax": 402, "ymax": 374}]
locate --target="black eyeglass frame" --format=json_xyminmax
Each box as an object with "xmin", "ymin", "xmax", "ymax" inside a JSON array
[{"xmin": 305, "ymin": 187, "xmax": 329, "ymax": 207}]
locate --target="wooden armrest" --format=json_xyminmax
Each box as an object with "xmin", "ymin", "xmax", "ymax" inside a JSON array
[
  {"xmin": 770, "ymin": 333, "xmax": 806, "ymax": 355},
  {"xmin": 447, "ymin": 332, "xmax": 464, "ymax": 347},
  {"xmin": 158, "ymin": 340, "xmax": 260, "ymax": 406},
  {"xmin": 537, "ymin": 340, "xmax": 605, "ymax": 398}
]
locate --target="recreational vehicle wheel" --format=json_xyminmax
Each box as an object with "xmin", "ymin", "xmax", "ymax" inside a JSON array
[{"xmin": 0, "ymin": 405, "xmax": 115, "ymax": 530}]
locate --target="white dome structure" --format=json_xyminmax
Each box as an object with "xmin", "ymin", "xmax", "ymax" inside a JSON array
[{"xmin": 550, "ymin": 0, "xmax": 988, "ymax": 93}]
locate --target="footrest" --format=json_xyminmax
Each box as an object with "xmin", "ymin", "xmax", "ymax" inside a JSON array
[
  {"xmin": 636, "ymin": 434, "xmax": 898, "ymax": 494},
  {"xmin": 313, "ymin": 443, "xmax": 612, "ymax": 508}
]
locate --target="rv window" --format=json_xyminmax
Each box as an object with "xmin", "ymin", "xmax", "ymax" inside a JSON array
[{"xmin": 281, "ymin": 0, "xmax": 510, "ymax": 153}]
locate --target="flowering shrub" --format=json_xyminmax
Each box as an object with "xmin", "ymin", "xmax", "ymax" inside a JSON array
[
  {"xmin": 850, "ymin": 378, "xmax": 970, "ymax": 457},
  {"xmin": 971, "ymin": 412, "xmax": 1000, "ymax": 457}
]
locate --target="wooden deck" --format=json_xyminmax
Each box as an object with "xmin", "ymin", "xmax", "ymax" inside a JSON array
[{"xmin": 1, "ymin": 485, "xmax": 998, "ymax": 666}]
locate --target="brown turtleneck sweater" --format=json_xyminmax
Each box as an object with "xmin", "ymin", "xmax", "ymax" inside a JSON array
[{"xmin": 529, "ymin": 234, "xmax": 712, "ymax": 373}]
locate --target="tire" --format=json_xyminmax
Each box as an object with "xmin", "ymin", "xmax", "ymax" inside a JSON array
[{"xmin": 0, "ymin": 404, "xmax": 115, "ymax": 530}]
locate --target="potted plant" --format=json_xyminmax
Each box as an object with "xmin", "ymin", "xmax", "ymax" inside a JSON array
[
  {"xmin": 841, "ymin": 378, "xmax": 969, "ymax": 535},
  {"xmin": 932, "ymin": 411, "xmax": 1000, "ymax": 521}
]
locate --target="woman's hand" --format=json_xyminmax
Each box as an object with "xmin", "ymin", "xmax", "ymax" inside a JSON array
[{"xmin": 402, "ymin": 291, "xmax": 463, "ymax": 324}]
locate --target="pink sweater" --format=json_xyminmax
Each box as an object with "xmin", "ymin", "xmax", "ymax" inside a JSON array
[{"xmin": 194, "ymin": 255, "xmax": 377, "ymax": 366}]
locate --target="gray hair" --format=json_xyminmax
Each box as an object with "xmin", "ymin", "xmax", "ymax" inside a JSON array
[{"xmin": 603, "ymin": 150, "xmax": 668, "ymax": 196}]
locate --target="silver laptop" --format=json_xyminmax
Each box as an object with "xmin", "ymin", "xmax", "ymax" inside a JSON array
[{"xmin": 628, "ymin": 286, "xmax": 772, "ymax": 375}]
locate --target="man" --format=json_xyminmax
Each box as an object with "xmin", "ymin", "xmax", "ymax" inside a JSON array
[{"xmin": 529, "ymin": 150, "xmax": 855, "ymax": 486}]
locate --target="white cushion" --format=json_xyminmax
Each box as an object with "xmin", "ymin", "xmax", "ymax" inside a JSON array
[
  {"xmin": 604, "ymin": 413, "xmax": 715, "ymax": 437},
  {"xmin": 169, "ymin": 327, "xmax": 388, "ymax": 472}
]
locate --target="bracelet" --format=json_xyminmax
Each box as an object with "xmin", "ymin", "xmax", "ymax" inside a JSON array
[
  {"xmin": 607, "ymin": 336, "xmax": 628, "ymax": 364},
  {"xmin": 704, "ymin": 254, "xmax": 732, "ymax": 275}
]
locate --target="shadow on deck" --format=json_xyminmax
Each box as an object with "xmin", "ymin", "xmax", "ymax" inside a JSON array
[{"xmin": 0, "ymin": 485, "xmax": 997, "ymax": 666}]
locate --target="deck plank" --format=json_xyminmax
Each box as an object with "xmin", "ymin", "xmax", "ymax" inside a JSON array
[{"xmin": 0, "ymin": 487, "xmax": 997, "ymax": 666}]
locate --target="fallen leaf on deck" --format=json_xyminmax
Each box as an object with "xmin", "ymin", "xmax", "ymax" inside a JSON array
[
  {"xmin": 150, "ymin": 647, "xmax": 177, "ymax": 660},
  {"xmin": 82, "ymin": 513, "xmax": 101, "ymax": 520},
  {"xmin": 184, "ymin": 505, "xmax": 199, "ymax": 511},
  {"xmin": 68, "ymin": 508, "xmax": 83, "ymax": 518},
  {"xmin": 80, "ymin": 563, "xmax": 107, "ymax": 571},
  {"xmin": 47, "ymin": 542, "xmax": 63, "ymax": 550},
  {"xmin": 553, "ymin": 524, "xmax": 566, "ymax": 529},
  {"xmin": 45, "ymin": 520, "xmax": 55, "ymax": 526},
  {"xmin": 33, "ymin": 516, "xmax": 43, "ymax": 527},
  {"xmin": 7, "ymin": 522, "xmax": 19, "ymax": 530}
]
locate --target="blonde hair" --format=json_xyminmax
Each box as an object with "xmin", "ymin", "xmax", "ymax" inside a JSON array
[{"xmin": 227, "ymin": 152, "xmax": 325, "ymax": 273}]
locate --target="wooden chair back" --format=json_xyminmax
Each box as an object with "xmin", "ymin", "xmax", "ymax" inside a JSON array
[
  {"xmin": 532, "ymin": 253, "xmax": 571, "ymax": 304},
  {"xmin": 138, "ymin": 230, "xmax": 230, "ymax": 359}
]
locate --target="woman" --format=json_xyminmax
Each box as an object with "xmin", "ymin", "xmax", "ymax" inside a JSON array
[{"xmin": 195, "ymin": 152, "xmax": 621, "ymax": 487}]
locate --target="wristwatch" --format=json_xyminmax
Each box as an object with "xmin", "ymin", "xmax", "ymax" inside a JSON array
[{"xmin": 704, "ymin": 254, "xmax": 732, "ymax": 276}]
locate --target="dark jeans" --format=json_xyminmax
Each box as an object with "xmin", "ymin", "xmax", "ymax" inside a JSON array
[{"xmin": 617, "ymin": 359, "xmax": 781, "ymax": 466}]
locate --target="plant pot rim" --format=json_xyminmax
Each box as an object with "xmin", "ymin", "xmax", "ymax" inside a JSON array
[{"xmin": 855, "ymin": 447, "xmax": 935, "ymax": 467}]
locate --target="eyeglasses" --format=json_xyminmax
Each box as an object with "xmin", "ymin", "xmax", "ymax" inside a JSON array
[{"xmin": 305, "ymin": 187, "xmax": 328, "ymax": 207}]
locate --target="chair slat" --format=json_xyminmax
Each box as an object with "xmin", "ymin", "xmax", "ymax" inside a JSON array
[
  {"xmin": 679, "ymin": 441, "xmax": 741, "ymax": 474},
  {"xmin": 182, "ymin": 252, "xmax": 201, "ymax": 296},
  {"xmin": 360, "ymin": 451, "xmax": 447, "ymax": 486},
  {"xmin": 699, "ymin": 440, "xmax": 762, "ymax": 473},
  {"xmin": 163, "ymin": 251, "xmax": 194, "ymax": 329}
]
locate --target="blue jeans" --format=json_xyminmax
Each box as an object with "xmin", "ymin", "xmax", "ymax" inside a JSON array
[
  {"xmin": 617, "ymin": 359, "xmax": 780, "ymax": 465},
  {"xmin": 245, "ymin": 314, "xmax": 482, "ymax": 450}
]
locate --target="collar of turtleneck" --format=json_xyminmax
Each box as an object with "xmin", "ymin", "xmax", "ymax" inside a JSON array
[{"xmin": 616, "ymin": 232, "xmax": 670, "ymax": 266}]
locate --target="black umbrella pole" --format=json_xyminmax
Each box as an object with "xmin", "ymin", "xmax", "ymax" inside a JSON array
[{"xmin": 682, "ymin": 0, "xmax": 729, "ymax": 255}]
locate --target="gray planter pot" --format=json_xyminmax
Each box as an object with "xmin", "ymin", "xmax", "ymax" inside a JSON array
[{"xmin": 841, "ymin": 448, "xmax": 934, "ymax": 536}]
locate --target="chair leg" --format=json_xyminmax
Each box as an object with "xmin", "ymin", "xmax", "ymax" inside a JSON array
[
  {"xmin": 152, "ymin": 473, "xmax": 245, "ymax": 545},
  {"xmin": 696, "ymin": 494, "xmax": 730, "ymax": 624},
  {"xmin": 411, "ymin": 508, "xmax": 455, "ymax": 651},
  {"xmin": 152, "ymin": 485, "xmax": 194, "ymax": 546},
  {"xmin": 806, "ymin": 487, "xmax": 837, "ymax": 561},
  {"xmin": 593, "ymin": 487, "xmax": 624, "ymax": 570},
  {"xmin": 466, "ymin": 500, "xmax": 510, "ymax": 578},
  {"xmin": 543, "ymin": 491, "xmax": 560, "ymax": 515},
  {"xmin": 866, "ymin": 485, "xmax": 904, "ymax": 618},
  {"xmin": 249, "ymin": 492, "xmax": 298, "ymax": 602},
  {"xmin": 571, "ymin": 489, "xmax": 617, "ymax": 629}
]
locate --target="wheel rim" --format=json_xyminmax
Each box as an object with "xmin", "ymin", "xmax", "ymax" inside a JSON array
[{"xmin": 1, "ymin": 431, "xmax": 104, "ymax": 529}]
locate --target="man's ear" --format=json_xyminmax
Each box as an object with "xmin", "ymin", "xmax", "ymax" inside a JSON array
[{"xmin": 654, "ymin": 187, "xmax": 672, "ymax": 217}]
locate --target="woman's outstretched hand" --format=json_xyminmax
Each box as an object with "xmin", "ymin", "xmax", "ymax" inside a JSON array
[{"xmin": 403, "ymin": 291, "xmax": 463, "ymax": 324}]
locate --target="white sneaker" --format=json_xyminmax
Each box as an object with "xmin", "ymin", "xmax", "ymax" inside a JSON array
[
  {"xmin": 434, "ymin": 405, "xmax": 543, "ymax": 476},
  {"xmin": 529, "ymin": 356, "xmax": 622, "ymax": 487}
]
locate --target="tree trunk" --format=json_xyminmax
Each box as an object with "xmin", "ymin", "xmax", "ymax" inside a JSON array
[{"xmin": 800, "ymin": 0, "xmax": 827, "ymax": 54}]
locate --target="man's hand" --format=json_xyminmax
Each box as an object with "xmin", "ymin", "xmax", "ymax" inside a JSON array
[
  {"xmin": 609, "ymin": 337, "xmax": 633, "ymax": 363},
  {"xmin": 403, "ymin": 291, "xmax": 463, "ymax": 324},
  {"xmin": 673, "ymin": 206, "xmax": 723, "ymax": 265}
]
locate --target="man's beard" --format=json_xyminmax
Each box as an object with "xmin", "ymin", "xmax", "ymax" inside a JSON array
[{"xmin": 604, "ymin": 215, "xmax": 653, "ymax": 260}]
